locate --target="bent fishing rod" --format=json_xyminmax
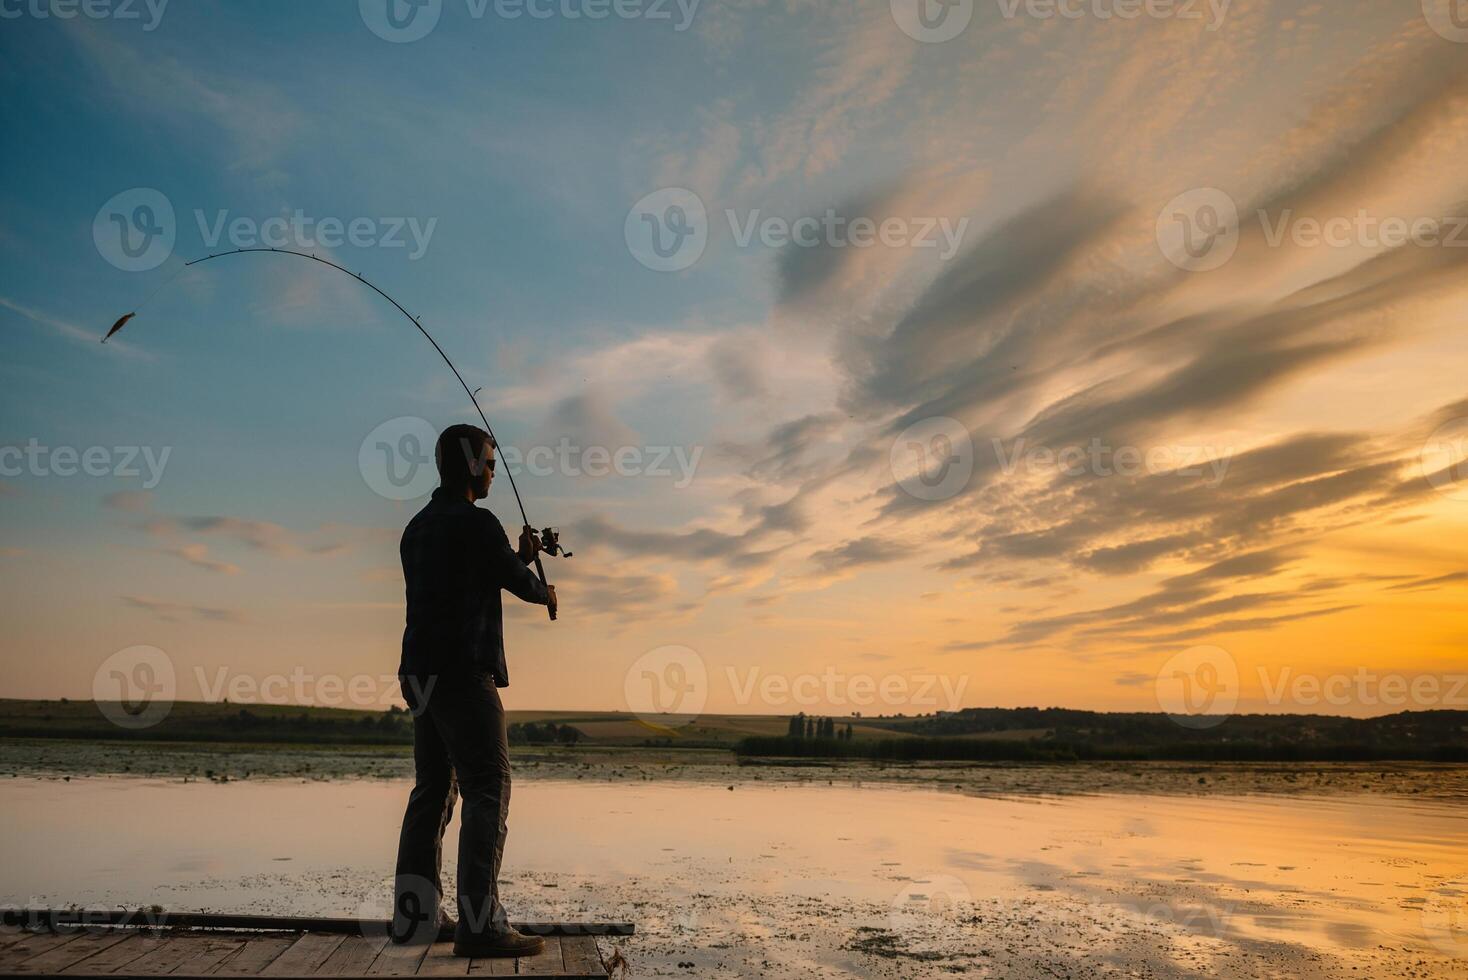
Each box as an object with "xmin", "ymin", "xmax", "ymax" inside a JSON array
[{"xmin": 103, "ymin": 245, "xmax": 561, "ymax": 620}]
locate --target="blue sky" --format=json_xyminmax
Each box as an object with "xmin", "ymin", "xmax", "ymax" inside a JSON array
[{"xmin": 3, "ymin": 0, "xmax": 1467, "ymax": 716}]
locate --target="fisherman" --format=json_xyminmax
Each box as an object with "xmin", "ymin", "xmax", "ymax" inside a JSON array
[{"xmin": 392, "ymin": 423, "xmax": 557, "ymax": 958}]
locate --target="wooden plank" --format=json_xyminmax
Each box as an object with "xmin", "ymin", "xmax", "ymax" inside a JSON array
[
  {"xmin": 121, "ymin": 934, "xmax": 222, "ymax": 976},
  {"xmin": 206, "ymin": 936, "xmax": 296, "ymax": 976},
  {"xmin": 259, "ymin": 933, "xmax": 345, "ymax": 976},
  {"xmin": 413, "ymin": 941, "xmax": 468, "ymax": 977},
  {"xmin": 0, "ymin": 926, "xmax": 35, "ymax": 951},
  {"xmin": 170, "ymin": 937, "xmax": 247, "ymax": 976},
  {"xmin": 367, "ymin": 939, "xmax": 432, "ymax": 976},
  {"xmin": 0, "ymin": 923, "xmax": 616, "ymax": 978},
  {"xmin": 0, "ymin": 929, "xmax": 91, "ymax": 968},
  {"xmin": 60, "ymin": 933, "xmax": 156, "ymax": 974},
  {"xmin": 316, "ymin": 934, "xmax": 390, "ymax": 976},
  {"xmin": 10, "ymin": 930, "xmax": 132, "ymax": 974},
  {"xmin": 516, "ymin": 938, "xmax": 563, "ymax": 976},
  {"xmin": 558, "ymin": 936, "xmax": 606, "ymax": 978}
]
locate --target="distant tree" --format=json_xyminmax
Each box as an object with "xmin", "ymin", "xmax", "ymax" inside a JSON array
[
  {"xmin": 805, "ymin": 717, "xmax": 816, "ymax": 739},
  {"xmin": 844, "ymin": 722, "xmax": 854, "ymax": 740},
  {"xmin": 558, "ymin": 726, "xmax": 581, "ymax": 746},
  {"xmin": 787, "ymin": 714, "xmax": 805, "ymax": 738}
]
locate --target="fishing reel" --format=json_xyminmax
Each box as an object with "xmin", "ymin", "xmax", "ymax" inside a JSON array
[{"xmin": 539, "ymin": 526, "xmax": 572, "ymax": 558}]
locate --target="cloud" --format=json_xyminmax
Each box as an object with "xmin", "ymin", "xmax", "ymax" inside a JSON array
[
  {"xmin": 809, "ymin": 536, "xmax": 905, "ymax": 574},
  {"xmin": 738, "ymin": 413, "xmax": 847, "ymax": 484},
  {"xmin": 102, "ymin": 490, "xmax": 152, "ymax": 512},
  {"xmin": 122, "ymin": 595, "xmax": 243, "ymax": 624},
  {"xmin": 160, "ymin": 544, "xmax": 240, "ymax": 575},
  {"xmin": 113, "ymin": 497, "xmax": 380, "ymax": 562},
  {"xmin": 537, "ymin": 390, "xmax": 640, "ymax": 452},
  {"xmin": 706, "ymin": 333, "xmax": 768, "ymax": 402},
  {"xmin": 1385, "ymin": 571, "xmax": 1468, "ymax": 593},
  {"xmin": 558, "ymin": 564, "xmax": 681, "ymax": 623},
  {"xmin": 573, "ymin": 513, "xmax": 781, "ymax": 571}
]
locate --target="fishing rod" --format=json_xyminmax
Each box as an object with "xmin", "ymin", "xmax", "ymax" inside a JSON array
[{"xmin": 103, "ymin": 246, "xmax": 561, "ymax": 620}]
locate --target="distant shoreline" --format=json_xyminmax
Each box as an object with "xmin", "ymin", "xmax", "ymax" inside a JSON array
[
  {"xmin": 5, "ymin": 737, "xmax": 1468, "ymax": 804},
  {"xmin": 2, "ymin": 699, "xmax": 1464, "ymax": 763}
]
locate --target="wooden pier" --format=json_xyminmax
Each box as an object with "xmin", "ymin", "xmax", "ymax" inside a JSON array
[{"xmin": 0, "ymin": 911, "xmax": 630, "ymax": 979}]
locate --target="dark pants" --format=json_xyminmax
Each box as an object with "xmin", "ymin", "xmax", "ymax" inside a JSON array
[{"xmin": 394, "ymin": 670, "xmax": 511, "ymax": 943}]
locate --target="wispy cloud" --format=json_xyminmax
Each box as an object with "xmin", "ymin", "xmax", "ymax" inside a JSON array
[
  {"xmin": 160, "ymin": 543, "xmax": 240, "ymax": 575},
  {"xmin": 122, "ymin": 595, "xmax": 243, "ymax": 624}
]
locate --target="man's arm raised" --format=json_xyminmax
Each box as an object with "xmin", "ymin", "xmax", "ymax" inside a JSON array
[{"xmin": 481, "ymin": 511, "xmax": 551, "ymax": 608}]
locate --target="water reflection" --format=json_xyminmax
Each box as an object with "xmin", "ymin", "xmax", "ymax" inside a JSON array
[{"xmin": 3, "ymin": 778, "xmax": 1465, "ymax": 977}]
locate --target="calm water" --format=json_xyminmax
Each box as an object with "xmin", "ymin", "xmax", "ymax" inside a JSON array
[{"xmin": 4, "ymin": 777, "xmax": 1467, "ymax": 977}]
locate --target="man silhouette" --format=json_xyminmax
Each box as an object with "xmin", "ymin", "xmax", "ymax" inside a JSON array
[{"xmin": 392, "ymin": 423, "xmax": 557, "ymax": 958}]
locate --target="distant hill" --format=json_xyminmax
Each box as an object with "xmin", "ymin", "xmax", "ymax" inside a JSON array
[
  {"xmin": 738, "ymin": 707, "xmax": 1468, "ymax": 762},
  {"xmin": 0, "ymin": 699, "xmax": 893, "ymax": 750},
  {"xmin": 1, "ymin": 700, "xmax": 1463, "ymax": 761}
]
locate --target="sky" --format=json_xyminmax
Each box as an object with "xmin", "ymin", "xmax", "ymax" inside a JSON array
[{"xmin": 1, "ymin": 0, "xmax": 1466, "ymax": 720}]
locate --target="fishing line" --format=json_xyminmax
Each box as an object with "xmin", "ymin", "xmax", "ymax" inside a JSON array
[{"xmin": 103, "ymin": 245, "xmax": 557, "ymax": 619}]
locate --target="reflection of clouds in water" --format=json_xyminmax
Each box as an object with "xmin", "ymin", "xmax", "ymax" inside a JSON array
[
  {"xmin": 941, "ymin": 849, "xmax": 996, "ymax": 871},
  {"xmin": 157, "ymin": 865, "xmax": 1462, "ymax": 980},
  {"xmin": 166, "ymin": 857, "xmax": 215, "ymax": 873},
  {"xmin": 1325, "ymin": 920, "xmax": 1375, "ymax": 949},
  {"xmin": 9, "ymin": 773, "xmax": 1467, "ymax": 978}
]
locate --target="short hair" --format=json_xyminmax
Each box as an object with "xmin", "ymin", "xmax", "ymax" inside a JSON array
[{"xmin": 435, "ymin": 424, "xmax": 494, "ymax": 485}]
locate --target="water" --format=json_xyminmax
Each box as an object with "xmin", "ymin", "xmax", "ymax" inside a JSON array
[{"xmin": 4, "ymin": 776, "xmax": 1467, "ymax": 978}]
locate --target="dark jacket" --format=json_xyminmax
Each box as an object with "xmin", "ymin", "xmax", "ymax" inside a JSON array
[{"xmin": 399, "ymin": 487, "xmax": 549, "ymax": 686}]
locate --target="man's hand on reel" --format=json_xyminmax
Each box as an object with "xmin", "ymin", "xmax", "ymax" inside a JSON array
[{"xmin": 518, "ymin": 526, "xmax": 542, "ymax": 564}]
